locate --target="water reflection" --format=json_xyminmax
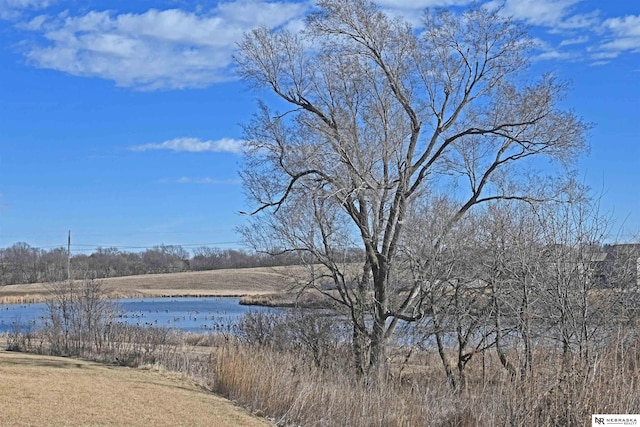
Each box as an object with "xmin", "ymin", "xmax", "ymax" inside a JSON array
[{"xmin": 0, "ymin": 297, "xmax": 280, "ymax": 334}]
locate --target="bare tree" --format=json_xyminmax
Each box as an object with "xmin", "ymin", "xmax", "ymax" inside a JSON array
[
  {"xmin": 476, "ymin": 200, "xmax": 547, "ymax": 382},
  {"xmin": 479, "ymin": 187, "xmax": 639, "ymax": 374},
  {"xmin": 400, "ymin": 198, "xmax": 498, "ymax": 391},
  {"xmin": 2, "ymin": 242, "xmax": 42, "ymax": 284},
  {"xmin": 41, "ymin": 247, "xmax": 69, "ymax": 282},
  {"xmin": 236, "ymin": 0, "xmax": 587, "ymax": 376},
  {"xmin": 531, "ymin": 189, "xmax": 628, "ymax": 361},
  {"xmin": 44, "ymin": 279, "xmax": 117, "ymax": 356},
  {"xmin": 605, "ymin": 242, "xmax": 640, "ymax": 324},
  {"xmin": 141, "ymin": 245, "xmax": 189, "ymax": 273}
]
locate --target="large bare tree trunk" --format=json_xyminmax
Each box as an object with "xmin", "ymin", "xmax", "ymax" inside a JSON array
[
  {"xmin": 520, "ymin": 290, "xmax": 533, "ymax": 381},
  {"xmin": 368, "ymin": 264, "xmax": 388, "ymax": 376}
]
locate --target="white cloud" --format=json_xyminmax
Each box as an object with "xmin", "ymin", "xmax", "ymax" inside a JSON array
[
  {"xmin": 8, "ymin": 0, "xmax": 640, "ymax": 85},
  {"xmin": 604, "ymin": 15, "xmax": 640, "ymax": 38},
  {"xmin": 559, "ymin": 35, "xmax": 588, "ymax": 47},
  {"xmin": 375, "ymin": 0, "xmax": 474, "ymax": 27},
  {"xmin": 2, "ymin": 0, "xmax": 49, "ymax": 5},
  {"xmin": 21, "ymin": 1, "xmax": 309, "ymax": 90},
  {"xmin": 0, "ymin": 0, "xmax": 52, "ymax": 19},
  {"xmin": 130, "ymin": 137, "xmax": 245, "ymax": 154},
  {"xmin": 600, "ymin": 38, "xmax": 640, "ymax": 53},
  {"xmin": 385, "ymin": 0, "xmax": 604, "ymax": 64},
  {"xmin": 494, "ymin": 0, "xmax": 583, "ymax": 27},
  {"xmin": 534, "ymin": 49, "xmax": 576, "ymax": 62},
  {"xmin": 555, "ymin": 10, "xmax": 600, "ymax": 30},
  {"xmin": 599, "ymin": 15, "xmax": 640, "ymax": 54},
  {"xmin": 486, "ymin": 0, "xmax": 599, "ymax": 35},
  {"xmin": 589, "ymin": 50, "xmax": 619, "ymax": 60},
  {"xmin": 486, "ymin": 1, "xmax": 640, "ymax": 64},
  {"xmin": 530, "ymin": 37, "xmax": 578, "ymax": 62},
  {"xmin": 375, "ymin": 0, "xmax": 471, "ymax": 9}
]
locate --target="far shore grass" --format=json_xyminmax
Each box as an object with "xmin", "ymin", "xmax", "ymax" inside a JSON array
[{"xmin": 0, "ymin": 266, "xmax": 320, "ymax": 306}]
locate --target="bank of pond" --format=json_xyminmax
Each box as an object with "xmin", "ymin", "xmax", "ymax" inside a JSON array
[{"xmin": 0, "ymin": 297, "xmax": 281, "ymax": 334}]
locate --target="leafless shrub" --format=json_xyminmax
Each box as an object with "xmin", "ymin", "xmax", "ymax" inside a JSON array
[
  {"xmin": 43, "ymin": 279, "xmax": 117, "ymax": 357},
  {"xmin": 5, "ymin": 317, "xmax": 40, "ymax": 352},
  {"xmin": 237, "ymin": 309, "xmax": 346, "ymax": 369}
]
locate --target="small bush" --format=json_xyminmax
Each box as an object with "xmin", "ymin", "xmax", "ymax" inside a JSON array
[
  {"xmin": 5, "ymin": 317, "xmax": 39, "ymax": 352},
  {"xmin": 43, "ymin": 279, "xmax": 117, "ymax": 357},
  {"xmin": 237, "ymin": 309, "xmax": 345, "ymax": 368}
]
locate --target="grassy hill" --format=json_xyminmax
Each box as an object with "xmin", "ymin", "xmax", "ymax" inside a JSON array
[
  {"xmin": 0, "ymin": 266, "xmax": 307, "ymax": 304},
  {"xmin": 0, "ymin": 349, "xmax": 273, "ymax": 426}
]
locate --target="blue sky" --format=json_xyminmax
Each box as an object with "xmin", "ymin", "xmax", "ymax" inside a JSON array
[{"xmin": 0, "ymin": 0, "xmax": 638, "ymax": 253}]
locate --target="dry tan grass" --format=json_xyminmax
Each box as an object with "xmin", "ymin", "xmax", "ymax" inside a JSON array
[
  {"xmin": 211, "ymin": 340, "xmax": 640, "ymax": 427},
  {"xmin": 0, "ymin": 350, "xmax": 273, "ymax": 427},
  {"xmin": 0, "ymin": 266, "xmax": 307, "ymax": 304}
]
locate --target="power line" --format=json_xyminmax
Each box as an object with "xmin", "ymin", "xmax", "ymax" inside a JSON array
[
  {"xmin": 70, "ymin": 242, "xmax": 239, "ymax": 249},
  {"xmin": 1, "ymin": 241, "xmax": 245, "ymax": 253}
]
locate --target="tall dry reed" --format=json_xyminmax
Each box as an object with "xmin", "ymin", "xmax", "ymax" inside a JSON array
[
  {"xmin": 210, "ymin": 337, "xmax": 640, "ymax": 426},
  {"xmin": 6, "ymin": 310, "xmax": 640, "ymax": 426}
]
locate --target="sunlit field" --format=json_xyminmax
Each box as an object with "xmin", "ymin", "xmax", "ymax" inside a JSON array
[
  {"xmin": 0, "ymin": 349, "xmax": 272, "ymax": 427},
  {"xmin": 0, "ymin": 266, "xmax": 302, "ymax": 304}
]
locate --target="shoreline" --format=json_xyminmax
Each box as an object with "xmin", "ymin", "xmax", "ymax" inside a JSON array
[
  {"xmin": 0, "ymin": 266, "xmax": 302, "ymax": 306},
  {"xmin": 0, "ymin": 290, "xmax": 332, "ymax": 310},
  {"xmin": 0, "ymin": 291, "xmax": 271, "ymax": 306}
]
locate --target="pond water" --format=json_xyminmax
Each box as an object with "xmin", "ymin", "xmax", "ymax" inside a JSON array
[{"xmin": 0, "ymin": 297, "xmax": 280, "ymax": 334}]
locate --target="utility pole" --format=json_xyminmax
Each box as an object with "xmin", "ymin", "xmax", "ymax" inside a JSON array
[{"xmin": 67, "ymin": 230, "xmax": 71, "ymax": 282}]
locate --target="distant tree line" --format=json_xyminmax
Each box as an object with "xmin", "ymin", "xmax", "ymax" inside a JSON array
[{"xmin": 0, "ymin": 243, "xmax": 342, "ymax": 285}]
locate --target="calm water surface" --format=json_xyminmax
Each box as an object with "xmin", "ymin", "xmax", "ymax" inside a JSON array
[{"xmin": 0, "ymin": 297, "xmax": 279, "ymax": 334}]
